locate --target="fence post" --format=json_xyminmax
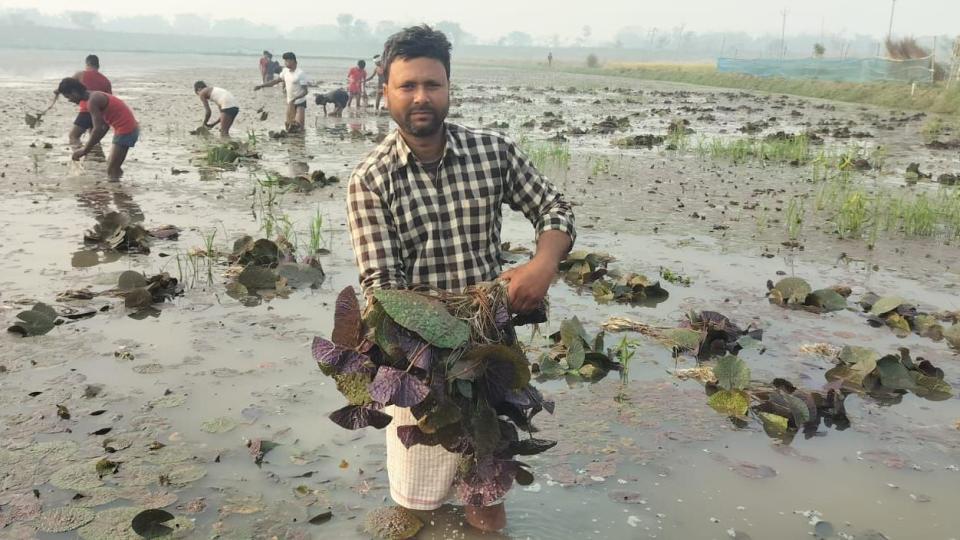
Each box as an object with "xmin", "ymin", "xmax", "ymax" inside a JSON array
[{"xmin": 931, "ymin": 36, "xmax": 937, "ymax": 84}]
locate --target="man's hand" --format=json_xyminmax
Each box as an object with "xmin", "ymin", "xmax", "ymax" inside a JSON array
[
  {"xmin": 499, "ymin": 257, "xmax": 556, "ymax": 314},
  {"xmin": 71, "ymin": 149, "xmax": 86, "ymax": 161},
  {"xmin": 253, "ymin": 85, "xmax": 262, "ymax": 91}
]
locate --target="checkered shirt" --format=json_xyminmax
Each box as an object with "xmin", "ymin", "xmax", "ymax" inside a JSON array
[{"xmin": 347, "ymin": 123, "xmax": 576, "ymax": 294}]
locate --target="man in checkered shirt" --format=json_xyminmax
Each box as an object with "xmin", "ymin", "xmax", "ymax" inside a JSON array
[{"xmin": 347, "ymin": 25, "xmax": 575, "ymax": 532}]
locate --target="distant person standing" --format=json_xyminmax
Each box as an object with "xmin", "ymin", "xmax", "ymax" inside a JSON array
[
  {"xmin": 259, "ymin": 51, "xmax": 274, "ymax": 83},
  {"xmin": 347, "ymin": 59, "xmax": 367, "ymax": 112},
  {"xmin": 255, "ymin": 52, "xmax": 311, "ymax": 132},
  {"xmin": 371, "ymin": 59, "xmax": 386, "ymax": 113},
  {"xmin": 194, "ymin": 81, "xmax": 239, "ymax": 137},
  {"xmin": 547, "ymin": 51, "xmax": 553, "ymax": 67},
  {"xmin": 70, "ymin": 54, "xmax": 112, "ymax": 147},
  {"xmin": 57, "ymin": 77, "xmax": 139, "ymax": 179}
]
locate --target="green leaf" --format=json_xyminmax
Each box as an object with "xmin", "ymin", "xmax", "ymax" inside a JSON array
[
  {"xmin": 757, "ymin": 412, "xmax": 790, "ymax": 438},
  {"xmin": 373, "ymin": 289, "xmax": 470, "ymax": 349},
  {"xmin": 773, "ymin": 277, "xmax": 812, "ymax": 304},
  {"xmin": 456, "ymin": 379, "xmax": 474, "ymax": 399},
  {"xmin": 9, "ymin": 307, "xmax": 57, "ymax": 337},
  {"xmin": 124, "ymin": 287, "xmax": 153, "ymax": 309},
  {"xmin": 117, "ymin": 270, "xmax": 147, "ymax": 290},
  {"xmin": 201, "ymin": 416, "xmax": 239, "ymax": 433},
  {"xmin": 560, "ymin": 317, "xmax": 589, "ymax": 348},
  {"xmin": 910, "ymin": 372, "xmax": 953, "ymax": 401},
  {"xmin": 713, "ymin": 354, "xmax": 750, "ymax": 391},
  {"xmin": 565, "ymin": 338, "xmax": 586, "ymax": 370},
  {"xmin": 238, "ymin": 266, "xmax": 279, "ymax": 290},
  {"xmin": 773, "ymin": 390, "xmax": 810, "ymax": 426},
  {"xmin": 805, "ymin": 289, "xmax": 847, "ymax": 312},
  {"xmin": 876, "ymin": 355, "xmax": 916, "ymax": 391},
  {"xmin": 537, "ymin": 355, "xmax": 565, "ymax": 378},
  {"xmin": 870, "ymin": 296, "xmax": 906, "ymax": 316},
  {"xmin": 708, "ymin": 389, "xmax": 750, "ymax": 416},
  {"xmin": 838, "ymin": 345, "xmax": 879, "ymax": 366},
  {"xmin": 660, "ymin": 328, "xmax": 702, "ymax": 351},
  {"xmin": 943, "ymin": 324, "xmax": 960, "ymax": 350}
]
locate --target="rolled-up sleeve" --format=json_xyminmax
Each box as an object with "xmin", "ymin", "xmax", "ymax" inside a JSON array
[
  {"xmin": 501, "ymin": 137, "xmax": 577, "ymax": 247},
  {"xmin": 347, "ymin": 171, "xmax": 407, "ymax": 294}
]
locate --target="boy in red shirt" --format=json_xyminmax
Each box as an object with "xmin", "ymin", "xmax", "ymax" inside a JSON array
[
  {"xmin": 347, "ymin": 60, "xmax": 367, "ymax": 112},
  {"xmin": 69, "ymin": 54, "xmax": 112, "ymax": 147},
  {"xmin": 57, "ymin": 77, "xmax": 139, "ymax": 180}
]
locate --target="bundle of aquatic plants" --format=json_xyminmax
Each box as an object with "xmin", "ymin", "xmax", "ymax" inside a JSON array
[{"xmin": 312, "ymin": 282, "xmax": 554, "ymax": 506}]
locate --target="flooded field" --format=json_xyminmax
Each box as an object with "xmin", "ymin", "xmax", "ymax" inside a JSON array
[{"xmin": 1, "ymin": 49, "xmax": 959, "ymax": 539}]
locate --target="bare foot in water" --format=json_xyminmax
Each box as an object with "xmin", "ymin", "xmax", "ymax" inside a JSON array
[{"xmin": 465, "ymin": 503, "xmax": 506, "ymax": 532}]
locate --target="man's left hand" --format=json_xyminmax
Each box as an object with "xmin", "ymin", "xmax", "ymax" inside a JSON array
[
  {"xmin": 71, "ymin": 149, "xmax": 86, "ymax": 161},
  {"xmin": 499, "ymin": 257, "xmax": 556, "ymax": 314}
]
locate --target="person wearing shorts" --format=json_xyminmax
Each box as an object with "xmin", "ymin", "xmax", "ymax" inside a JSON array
[
  {"xmin": 314, "ymin": 88, "xmax": 349, "ymax": 117},
  {"xmin": 255, "ymin": 52, "xmax": 311, "ymax": 132},
  {"xmin": 194, "ymin": 81, "xmax": 239, "ymax": 136},
  {"xmin": 57, "ymin": 77, "xmax": 139, "ymax": 180},
  {"xmin": 70, "ymin": 54, "xmax": 112, "ymax": 147},
  {"xmin": 347, "ymin": 59, "xmax": 367, "ymax": 112},
  {"xmin": 372, "ymin": 59, "xmax": 386, "ymax": 113}
]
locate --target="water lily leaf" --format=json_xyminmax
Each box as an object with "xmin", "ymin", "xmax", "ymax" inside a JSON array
[
  {"xmin": 328, "ymin": 404, "xmax": 392, "ymax": 430},
  {"xmin": 838, "ymin": 345, "xmax": 878, "ymax": 366},
  {"xmin": 943, "ymin": 324, "xmax": 960, "ymax": 350},
  {"xmin": 308, "ymin": 510, "xmax": 333, "ymax": 525},
  {"xmin": 708, "ymin": 389, "xmax": 750, "ymax": 416},
  {"xmin": 876, "ymin": 355, "xmax": 916, "ymax": 391},
  {"xmin": 200, "ymin": 416, "xmax": 238, "ymax": 434},
  {"xmin": 805, "ymin": 289, "xmax": 847, "ymax": 312},
  {"xmin": 335, "ymin": 372, "xmax": 374, "ymax": 405},
  {"xmin": 373, "ymin": 289, "xmax": 470, "ymax": 349},
  {"xmin": 238, "ymin": 266, "xmax": 279, "ymax": 290},
  {"xmin": 770, "ymin": 390, "xmax": 811, "ymax": 426},
  {"xmin": 660, "ymin": 328, "xmax": 702, "ymax": 351},
  {"xmin": 757, "ymin": 412, "xmax": 790, "ymax": 438},
  {"xmin": 130, "ymin": 509, "xmax": 175, "ymax": 538},
  {"xmin": 471, "ymin": 404, "xmax": 502, "ymax": 457},
  {"xmin": 565, "ymin": 338, "xmax": 586, "ymax": 370},
  {"xmin": 50, "ymin": 461, "xmax": 104, "ymax": 491},
  {"xmin": 537, "ymin": 355, "xmax": 565, "ymax": 378},
  {"xmin": 913, "ymin": 314, "xmax": 944, "ymax": 340},
  {"xmin": 515, "ymin": 467, "xmax": 535, "ymax": 486},
  {"xmin": 231, "ymin": 235, "xmax": 254, "ymax": 258},
  {"xmin": 277, "ymin": 262, "xmax": 325, "ymax": 289},
  {"xmin": 78, "ymin": 506, "xmax": 194, "ymax": 540},
  {"xmin": 124, "ymin": 288, "xmax": 153, "ymax": 309},
  {"xmin": 828, "ymin": 346, "xmax": 879, "ymax": 387},
  {"xmin": 510, "ymin": 438, "xmax": 557, "ymax": 456},
  {"xmin": 368, "ymin": 366, "xmax": 429, "ymax": 407},
  {"xmin": 559, "ymin": 317, "xmax": 589, "ymax": 348},
  {"xmin": 884, "ymin": 313, "xmax": 911, "ymax": 335},
  {"xmin": 331, "ymin": 286, "xmax": 362, "ymax": 348},
  {"xmin": 117, "ymin": 271, "xmax": 147, "ymax": 290},
  {"xmin": 36, "ymin": 507, "xmax": 97, "ymax": 533},
  {"xmin": 773, "ymin": 277, "xmax": 812, "ymax": 304},
  {"xmin": 578, "ymin": 363, "xmax": 605, "ymax": 379},
  {"xmin": 910, "ymin": 372, "xmax": 952, "ymax": 401},
  {"xmin": 870, "ymin": 296, "xmax": 906, "ymax": 316},
  {"xmin": 714, "ymin": 354, "xmax": 750, "ymax": 391},
  {"xmin": 7, "ymin": 303, "xmax": 58, "ymax": 336},
  {"xmin": 247, "ymin": 238, "xmax": 280, "ymax": 266},
  {"xmin": 417, "ymin": 400, "xmax": 463, "ymax": 434}
]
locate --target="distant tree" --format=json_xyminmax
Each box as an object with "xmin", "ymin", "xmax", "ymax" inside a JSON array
[
  {"xmin": 499, "ymin": 31, "xmax": 533, "ymax": 47},
  {"xmin": 586, "ymin": 53, "xmax": 600, "ymax": 68},
  {"xmin": 813, "ymin": 43, "xmax": 826, "ymax": 58},
  {"xmin": 435, "ymin": 21, "xmax": 469, "ymax": 46},
  {"xmin": 172, "ymin": 14, "xmax": 210, "ymax": 35},
  {"xmin": 337, "ymin": 14, "xmax": 354, "ymax": 40},
  {"xmin": 353, "ymin": 19, "xmax": 371, "ymax": 41},
  {"xmin": 374, "ymin": 20, "xmax": 401, "ymax": 40},
  {"xmin": 67, "ymin": 11, "xmax": 98, "ymax": 30},
  {"xmin": 103, "ymin": 15, "xmax": 172, "ymax": 34}
]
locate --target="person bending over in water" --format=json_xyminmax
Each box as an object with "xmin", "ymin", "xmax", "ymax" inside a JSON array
[
  {"xmin": 57, "ymin": 77, "xmax": 138, "ymax": 180},
  {"xmin": 194, "ymin": 81, "xmax": 239, "ymax": 136},
  {"xmin": 314, "ymin": 88, "xmax": 349, "ymax": 117},
  {"xmin": 69, "ymin": 54, "xmax": 112, "ymax": 147}
]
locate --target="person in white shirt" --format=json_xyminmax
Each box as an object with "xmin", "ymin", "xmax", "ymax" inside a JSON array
[
  {"xmin": 254, "ymin": 51, "xmax": 311, "ymax": 132},
  {"xmin": 194, "ymin": 81, "xmax": 239, "ymax": 137}
]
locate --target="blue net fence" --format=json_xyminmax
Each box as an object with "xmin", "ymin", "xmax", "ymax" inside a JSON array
[{"xmin": 716, "ymin": 57, "xmax": 933, "ymax": 83}]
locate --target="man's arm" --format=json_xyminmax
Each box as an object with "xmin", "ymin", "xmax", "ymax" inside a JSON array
[
  {"xmin": 199, "ymin": 92, "xmax": 213, "ymax": 126},
  {"xmin": 73, "ymin": 94, "xmax": 110, "ymax": 159},
  {"xmin": 498, "ymin": 135, "xmax": 576, "ymax": 313},
  {"xmin": 347, "ymin": 170, "xmax": 407, "ymax": 295},
  {"xmin": 254, "ymin": 77, "xmax": 283, "ymax": 90}
]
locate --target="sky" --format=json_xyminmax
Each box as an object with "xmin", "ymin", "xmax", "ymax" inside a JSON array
[{"xmin": 4, "ymin": 0, "xmax": 957, "ymax": 41}]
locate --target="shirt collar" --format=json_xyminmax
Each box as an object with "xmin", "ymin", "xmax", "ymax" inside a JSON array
[{"xmin": 393, "ymin": 123, "xmax": 465, "ymax": 168}]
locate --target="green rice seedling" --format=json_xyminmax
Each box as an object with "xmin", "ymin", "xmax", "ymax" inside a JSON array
[
  {"xmin": 247, "ymin": 129, "xmax": 258, "ymax": 147},
  {"xmin": 785, "ymin": 197, "xmax": 805, "ymax": 241},
  {"xmin": 202, "ymin": 228, "xmax": 217, "ymax": 258},
  {"xmin": 589, "ymin": 156, "xmax": 611, "ymax": 176},
  {"xmin": 920, "ymin": 117, "xmax": 944, "ymax": 143},
  {"xmin": 834, "ymin": 189, "xmax": 868, "ymax": 239},
  {"xmin": 615, "ymin": 335, "xmax": 641, "ymax": 384},
  {"xmin": 205, "ymin": 144, "xmax": 239, "ymax": 167},
  {"xmin": 309, "ymin": 207, "xmax": 325, "ymax": 254}
]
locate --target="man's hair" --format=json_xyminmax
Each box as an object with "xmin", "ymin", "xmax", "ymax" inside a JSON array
[
  {"xmin": 57, "ymin": 77, "xmax": 86, "ymax": 96},
  {"xmin": 193, "ymin": 80, "xmax": 207, "ymax": 92},
  {"xmin": 358, "ymin": 59, "xmax": 366, "ymax": 69},
  {"xmin": 263, "ymin": 50, "xmax": 271, "ymax": 56},
  {"xmin": 85, "ymin": 54, "xmax": 99, "ymax": 68},
  {"xmin": 381, "ymin": 25, "xmax": 451, "ymax": 84},
  {"xmin": 282, "ymin": 52, "xmax": 296, "ymax": 61}
]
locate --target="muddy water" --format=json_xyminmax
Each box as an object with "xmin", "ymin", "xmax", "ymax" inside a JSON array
[{"xmin": 1, "ymin": 49, "xmax": 959, "ymax": 539}]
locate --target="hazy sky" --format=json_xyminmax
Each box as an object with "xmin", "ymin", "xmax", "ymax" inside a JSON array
[{"xmin": 6, "ymin": 0, "xmax": 957, "ymax": 40}]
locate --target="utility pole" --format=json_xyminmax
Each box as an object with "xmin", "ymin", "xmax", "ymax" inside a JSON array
[
  {"xmin": 886, "ymin": 0, "xmax": 896, "ymax": 41},
  {"xmin": 779, "ymin": 9, "xmax": 789, "ymax": 61}
]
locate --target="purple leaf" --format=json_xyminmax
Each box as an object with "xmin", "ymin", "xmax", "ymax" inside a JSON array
[
  {"xmin": 398, "ymin": 331, "xmax": 434, "ymax": 372},
  {"xmin": 494, "ymin": 303, "xmax": 510, "ymax": 328},
  {"xmin": 328, "ymin": 404, "xmax": 392, "ymax": 430},
  {"xmin": 479, "ymin": 358, "xmax": 516, "ymax": 405},
  {"xmin": 456, "ymin": 457, "xmax": 518, "ymax": 507},
  {"xmin": 368, "ymin": 367, "xmax": 430, "ymax": 407},
  {"xmin": 396, "ymin": 425, "xmax": 439, "ymax": 448},
  {"xmin": 510, "ymin": 438, "xmax": 557, "ymax": 456},
  {"xmin": 312, "ymin": 337, "xmax": 341, "ymax": 366},
  {"xmin": 313, "ymin": 337, "xmax": 372, "ymax": 375},
  {"xmin": 332, "ymin": 287, "xmax": 362, "ymax": 348}
]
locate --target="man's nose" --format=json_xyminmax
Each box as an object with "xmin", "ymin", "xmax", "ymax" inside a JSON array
[{"xmin": 412, "ymin": 85, "xmax": 430, "ymax": 104}]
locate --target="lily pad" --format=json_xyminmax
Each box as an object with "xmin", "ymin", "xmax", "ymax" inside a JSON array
[
  {"xmin": 876, "ymin": 355, "xmax": 916, "ymax": 391},
  {"xmin": 910, "ymin": 372, "xmax": 953, "ymax": 401},
  {"xmin": 708, "ymin": 389, "xmax": 749, "ymax": 416},
  {"xmin": 364, "ymin": 506, "xmax": 423, "ymax": 540},
  {"xmin": 118, "ymin": 271, "xmax": 148, "ymax": 290},
  {"xmin": 714, "ymin": 354, "xmax": 750, "ymax": 391},
  {"xmin": 238, "ymin": 266, "xmax": 279, "ymax": 290},
  {"xmin": 944, "ymin": 324, "xmax": 960, "ymax": 350},
  {"xmin": 149, "ymin": 394, "xmax": 187, "ymax": 409},
  {"xmin": 758, "ymin": 412, "xmax": 790, "ymax": 438},
  {"xmin": 37, "ymin": 507, "xmax": 96, "ymax": 533},
  {"xmin": 772, "ymin": 277, "xmax": 812, "ymax": 304},
  {"xmin": 131, "ymin": 509, "xmax": 175, "ymax": 538},
  {"xmin": 805, "ymin": 289, "xmax": 847, "ymax": 312},
  {"xmin": 372, "ymin": 289, "xmax": 470, "ymax": 349},
  {"xmin": 870, "ymin": 296, "xmax": 906, "ymax": 316},
  {"xmin": 660, "ymin": 328, "xmax": 702, "ymax": 351},
  {"xmin": 78, "ymin": 506, "xmax": 194, "ymax": 540},
  {"xmin": 200, "ymin": 416, "xmax": 238, "ymax": 434},
  {"xmin": 165, "ymin": 464, "xmax": 206, "ymax": 485},
  {"xmin": 7, "ymin": 302, "xmax": 58, "ymax": 337},
  {"xmin": 50, "ymin": 461, "xmax": 105, "ymax": 491}
]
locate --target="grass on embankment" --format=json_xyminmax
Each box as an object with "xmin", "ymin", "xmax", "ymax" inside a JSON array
[{"xmin": 550, "ymin": 62, "xmax": 960, "ymax": 116}]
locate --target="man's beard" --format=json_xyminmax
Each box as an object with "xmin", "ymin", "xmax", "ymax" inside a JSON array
[{"xmin": 400, "ymin": 104, "xmax": 448, "ymax": 137}]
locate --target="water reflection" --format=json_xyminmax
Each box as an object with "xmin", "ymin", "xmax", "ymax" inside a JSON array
[{"xmin": 72, "ymin": 186, "xmax": 147, "ymax": 268}]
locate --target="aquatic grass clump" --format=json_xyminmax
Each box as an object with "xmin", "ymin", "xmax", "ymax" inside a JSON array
[
  {"xmin": 522, "ymin": 140, "xmax": 571, "ymax": 170},
  {"xmin": 694, "ymin": 133, "xmax": 812, "ymax": 165}
]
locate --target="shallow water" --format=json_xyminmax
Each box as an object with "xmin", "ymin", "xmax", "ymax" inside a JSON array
[{"xmin": 1, "ymin": 49, "xmax": 959, "ymax": 539}]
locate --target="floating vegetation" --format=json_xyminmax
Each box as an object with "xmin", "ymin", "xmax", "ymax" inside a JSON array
[
  {"xmin": 591, "ymin": 271, "xmax": 669, "ymax": 306},
  {"xmin": 364, "ymin": 506, "xmax": 423, "ymax": 540},
  {"xmin": 535, "ymin": 317, "xmax": 620, "ymax": 380},
  {"xmin": 203, "ymin": 140, "xmax": 259, "ymax": 167},
  {"xmin": 858, "ymin": 292, "xmax": 958, "ymax": 343},
  {"xmin": 313, "ymin": 283, "xmax": 552, "ymax": 507},
  {"xmin": 268, "ymin": 169, "xmax": 340, "ymax": 193},
  {"xmin": 114, "ymin": 271, "xmax": 183, "ymax": 311},
  {"xmin": 766, "ymin": 277, "xmax": 849, "ymax": 313},
  {"xmin": 83, "ymin": 212, "xmax": 179, "ymax": 254},
  {"xmin": 659, "ymin": 266, "xmax": 692, "ymax": 286},
  {"xmin": 826, "ymin": 346, "xmax": 953, "ymax": 403},
  {"xmin": 36, "ymin": 507, "xmax": 97, "ymax": 533},
  {"xmin": 613, "ymin": 134, "xmax": 665, "ymax": 149},
  {"xmin": 694, "ymin": 132, "xmax": 813, "ymax": 165},
  {"xmin": 601, "ymin": 310, "xmax": 762, "ymax": 361},
  {"xmin": 558, "ymin": 250, "xmax": 614, "ymax": 285},
  {"xmin": 7, "ymin": 302, "xmax": 59, "ymax": 337}
]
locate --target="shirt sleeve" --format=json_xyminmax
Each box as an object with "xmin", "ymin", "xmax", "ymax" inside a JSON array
[
  {"xmin": 500, "ymin": 135, "xmax": 577, "ymax": 247},
  {"xmin": 347, "ymin": 169, "xmax": 407, "ymax": 295}
]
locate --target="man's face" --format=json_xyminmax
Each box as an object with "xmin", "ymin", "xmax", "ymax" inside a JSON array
[
  {"xmin": 284, "ymin": 58, "xmax": 296, "ymax": 70},
  {"xmin": 63, "ymin": 91, "xmax": 83, "ymax": 104},
  {"xmin": 385, "ymin": 57, "xmax": 449, "ymax": 139}
]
